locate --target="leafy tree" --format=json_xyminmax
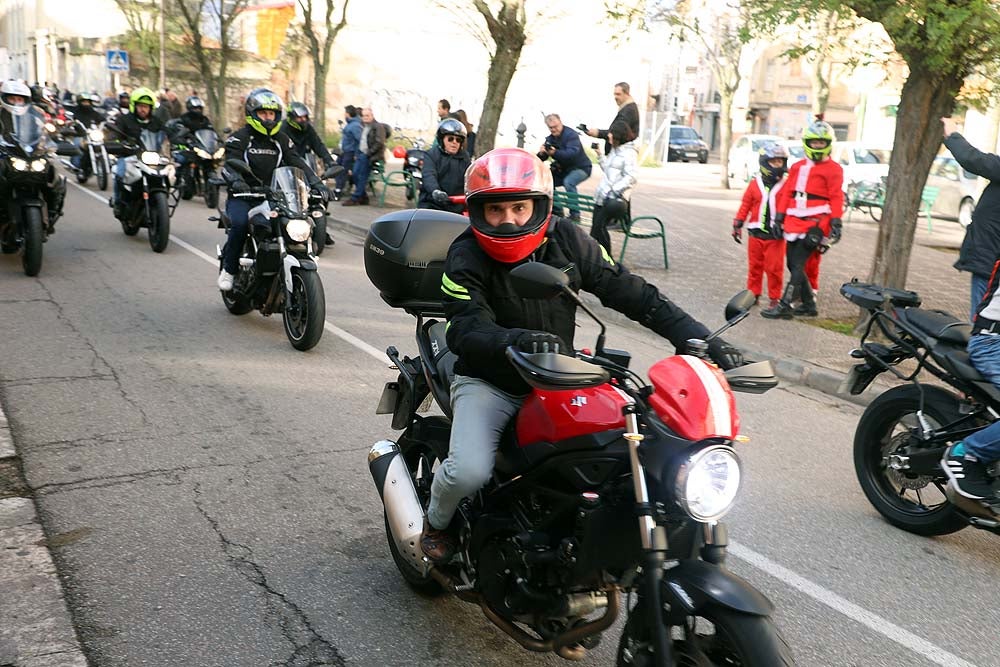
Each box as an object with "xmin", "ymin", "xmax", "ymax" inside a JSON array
[
  {"xmin": 749, "ymin": 0, "xmax": 1000, "ymax": 290},
  {"xmin": 297, "ymin": 0, "xmax": 350, "ymax": 136},
  {"xmin": 115, "ymin": 0, "xmax": 163, "ymax": 79}
]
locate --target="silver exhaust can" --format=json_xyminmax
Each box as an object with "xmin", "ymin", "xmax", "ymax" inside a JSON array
[{"xmin": 368, "ymin": 440, "xmax": 430, "ymax": 575}]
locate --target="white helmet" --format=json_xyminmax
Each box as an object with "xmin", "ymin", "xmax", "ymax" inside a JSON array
[{"xmin": 1, "ymin": 79, "xmax": 31, "ymax": 117}]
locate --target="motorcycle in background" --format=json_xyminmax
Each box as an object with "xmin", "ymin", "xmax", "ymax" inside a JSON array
[
  {"xmin": 171, "ymin": 127, "xmax": 224, "ymax": 209},
  {"xmin": 363, "ymin": 210, "xmax": 793, "ymax": 665},
  {"xmin": 391, "ymin": 134, "xmax": 428, "ymax": 203},
  {"xmin": 61, "ymin": 120, "xmax": 111, "ymax": 191},
  {"xmin": 109, "ymin": 127, "xmax": 175, "ymax": 253},
  {"xmin": 841, "ymin": 280, "xmax": 1000, "ymax": 537}
]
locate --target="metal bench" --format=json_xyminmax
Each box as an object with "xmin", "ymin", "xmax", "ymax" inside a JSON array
[{"xmin": 552, "ymin": 191, "xmax": 668, "ymax": 269}]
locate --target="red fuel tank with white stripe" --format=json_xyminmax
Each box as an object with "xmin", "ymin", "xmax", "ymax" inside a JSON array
[
  {"xmin": 515, "ymin": 385, "xmax": 629, "ymax": 446},
  {"xmin": 647, "ymin": 355, "xmax": 739, "ymax": 440}
]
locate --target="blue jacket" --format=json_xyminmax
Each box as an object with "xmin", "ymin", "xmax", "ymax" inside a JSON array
[
  {"xmin": 341, "ymin": 116, "xmax": 362, "ymax": 154},
  {"xmin": 541, "ymin": 128, "xmax": 592, "ymax": 178}
]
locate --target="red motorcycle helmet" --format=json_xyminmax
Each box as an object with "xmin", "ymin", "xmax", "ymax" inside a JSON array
[
  {"xmin": 465, "ymin": 148, "xmax": 553, "ymax": 264},
  {"xmin": 392, "ymin": 144, "xmax": 407, "ymax": 159}
]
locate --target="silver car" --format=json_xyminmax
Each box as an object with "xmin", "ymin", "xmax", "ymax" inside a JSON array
[{"xmin": 926, "ymin": 154, "xmax": 980, "ymax": 227}]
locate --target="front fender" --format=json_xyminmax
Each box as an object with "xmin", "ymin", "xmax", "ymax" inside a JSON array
[
  {"xmin": 282, "ymin": 254, "xmax": 303, "ymax": 292},
  {"xmin": 662, "ymin": 559, "xmax": 773, "ymax": 616}
]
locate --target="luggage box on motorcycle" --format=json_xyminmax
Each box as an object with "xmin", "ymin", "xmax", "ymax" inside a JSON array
[{"xmin": 364, "ymin": 209, "xmax": 469, "ymax": 316}]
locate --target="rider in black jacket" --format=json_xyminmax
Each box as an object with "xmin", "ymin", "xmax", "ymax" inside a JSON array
[
  {"xmin": 418, "ymin": 118, "xmax": 470, "ymax": 214},
  {"xmin": 165, "ymin": 96, "xmax": 214, "ymax": 167},
  {"xmin": 109, "ymin": 87, "xmax": 164, "ymax": 215},
  {"xmin": 420, "ymin": 148, "xmax": 743, "ymax": 562},
  {"xmin": 285, "ymin": 102, "xmax": 335, "ymax": 172},
  {"xmin": 69, "ymin": 93, "xmax": 106, "ymax": 172},
  {"xmin": 217, "ymin": 89, "xmax": 327, "ymax": 291}
]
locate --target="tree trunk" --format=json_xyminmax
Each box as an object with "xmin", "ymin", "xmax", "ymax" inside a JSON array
[
  {"xmin": 811, "ymin": 57, "xmax": 830, "ymax": 116},
  {"xmin": 718, "ymin": 88, "xmax": 734, "ymax": 189},
  {"xmin": 867, "ymin": 67, "xmax": 963, "ymax": 288},
  {"xmin": 313, "ymin": 63, "xmax": 328, "ymax": 137},
  {"xmin": 476, "ymin": 41, "xmax": 523, "ymax": 155}
]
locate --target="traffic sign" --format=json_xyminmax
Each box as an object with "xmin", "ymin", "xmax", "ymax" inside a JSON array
[{"xmin": 106, "ymin": 50, "xmax": 129, "ymax": 73}]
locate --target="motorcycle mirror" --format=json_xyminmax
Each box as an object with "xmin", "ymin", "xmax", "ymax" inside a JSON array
[
  {"xmin": 725, "ymin": 290, "xmax": 757, "ymax": 321},
  {"xmin": 225, "ymin": 159, "xmax": 255, "ymax": 180},
  {"xmin": 509, "ymin": 262, "xmax": 570, "ymax": 300}
]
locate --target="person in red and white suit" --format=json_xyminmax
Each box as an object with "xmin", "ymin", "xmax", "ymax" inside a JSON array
[
  {"xmin": 731, "ymin": 143, "xmax": 790, "ymax": 309},
  {"xmin": 762, "ymin": 120, "xmax": 844, "ymax": 319}
]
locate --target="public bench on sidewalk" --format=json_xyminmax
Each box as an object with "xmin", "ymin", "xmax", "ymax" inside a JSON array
[
  {"xmin": 552, "ymin": 190, "xmax": 669, "ymax": 269},
  {"xmin": 846, "ymin": 178, "xmax": 941, "ymax": 232}
]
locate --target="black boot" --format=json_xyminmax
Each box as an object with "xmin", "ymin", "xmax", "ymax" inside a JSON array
[{"xmin": 761, "ymin": 285, "xmax": 794, "ymax": 319}]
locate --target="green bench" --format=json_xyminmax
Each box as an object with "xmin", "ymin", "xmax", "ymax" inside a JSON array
[
  {"xmin": 552, "ymin": 190, "xmax": 668, "ymax": 269},
  {"xmin": 846, "ymin": 179, "xmax": 940, "ymax": 231},
  {"xmin": 367, "ymin": 160, "xmax": 412, "ymax": 206}
]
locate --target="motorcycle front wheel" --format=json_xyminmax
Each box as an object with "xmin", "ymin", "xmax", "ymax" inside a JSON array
[
  {"xmin": 21, "ymin": 206, "xmax": 44, "ymax": 277},
  {"xmin": 96, "ymin": 158, "xmax": 108, "ymax": 191},
  {"xmin": 282, "ymin": 268, "xmax": 325, "ymax": 351},
  {"xmin": 616, "ymin": 601, "xmax": 794, "ymax": 666},
  {"xmin": 854, "ymin": 384, "xmax": 968, "ymax": 536},
  {"xmin": 205, "ymin": 182, "xmax": 219, "ymax": 209},
  {"xmin": 148, "ymin": 191, "xmax": 170, "ymax": 253}
]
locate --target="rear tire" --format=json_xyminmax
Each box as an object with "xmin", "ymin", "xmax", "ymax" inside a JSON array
[
  {"xmin": 282, "ymin": 268, "xmax": 325, "ymax": 351},
  {"xmin": 180, "ymin": 168, "xmax": 195, "ymax": 200},
  {"xmin": 205, "ymin": 182, "xmax": 219, "ymax": 209},
  {"xmin": 21, "ymin": 206, "xmax": 43, "ymax": 277},
  {"xmin": 148, "ymin": 191, "xmax": 170, "ymax": 253}
]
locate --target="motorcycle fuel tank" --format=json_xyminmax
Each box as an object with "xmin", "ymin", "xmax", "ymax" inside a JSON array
[
  {"xmin": 516, "ymin": 384, "xmax": 629, "ymax": 446},
  {"xmin": 647, "ymin": 355, "xmax": 738, "ymax": 440}
]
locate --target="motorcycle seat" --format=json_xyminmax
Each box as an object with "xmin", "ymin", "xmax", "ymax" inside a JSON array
[
  {"xmin": 936, "ymin": 347, "xmax": 985, "ymax": 383},
  {"xmin": 897, "ymin": 308, "xmax": 970, "ymax": 346}
]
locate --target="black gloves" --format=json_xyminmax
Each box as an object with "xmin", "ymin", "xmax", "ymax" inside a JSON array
[
  {"xmin": 432, "ymin": 189, "xmax": 449, "ymax": 206},
  {"xmin": 829, "ymin": 217, "xmax": 842, "ymax": 244},
  {"xmin": 708, "ymin": 338, "xmax": 744, "ymax": 370},
  {"xmin": 516, "ymin": 330, "xmax": 566, "ymax": 354},
  {"xmin": 229, "ymin": 180, "xmax": 250, "ymax": 194},
  {"xmin": 731, "ymin": 218, "xmax": 743, "ymax": 244},
  {"xmin": 310, "ymin": 181, "xmax": 330, "ymax": 202},
  {"xmin": 577, "ymin": 123, "xmax": 588, "ymax": 133}
]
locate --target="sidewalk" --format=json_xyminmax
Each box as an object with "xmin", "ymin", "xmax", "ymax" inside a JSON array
[{"xmin": 331, "ymin": 161, "xmax": 972, "ymax": 403}]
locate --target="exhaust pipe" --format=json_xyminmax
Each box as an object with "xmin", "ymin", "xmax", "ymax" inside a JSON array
[{"xmin": 368, "ymin": 440, "xmax": 431, "ymax": 576}]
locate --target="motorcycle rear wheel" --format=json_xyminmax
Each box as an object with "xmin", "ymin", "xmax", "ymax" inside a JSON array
[
  {"xmin": 616, "ymin": 601, "xmax": 793, "ymax": 666},
  {"xmin": 148, "ymin": 191, "xmax": 170, "ymax": 253},
  {"xmin": 96, "ymin": 159, "xmax": 108, "ymax": 191},
  {"xmin": 388, "ymin": 436, "xmax": 444, "ymax": 596},
  {"xmin": 313, "ymin": 217, "xmax": 327, "ymax": 256},
  {"xmin": 854, "ymin": 384, "xmax": 968, "ymax": 536},
  {"xmin": 282, "ymin": 268, "xmax": 325, "ymax": 351},
  {"xmin": 21, "ymin": 206, "xmax": 44, "ymax": 277},
  {"xmin": 180, "ymin": 169, "xmax": 195, "ymax": 200}
]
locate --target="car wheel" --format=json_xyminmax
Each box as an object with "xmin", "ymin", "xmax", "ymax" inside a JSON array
[{"xmin": 959, "ymin": 197, "xmax": 974, "ymax": 228}]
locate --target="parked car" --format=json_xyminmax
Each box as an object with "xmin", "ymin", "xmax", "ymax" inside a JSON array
[
  {"xmin": 926, "ymin": 153, "xmax": 980, "ymax": 227},
  {"xmin": 727, "ymin": 133, "xmax": 783, "ymax": 182},
  {"xmin": 780, "ymin": 139, "xmax": 806, "ymax": 168},
  {"xmin": 831, "ymin": 142, "xmax": 892, "ymax": 193},
  {"xmin": 667, "ymin": 125, "xmax": 709, "ymax": 163}
]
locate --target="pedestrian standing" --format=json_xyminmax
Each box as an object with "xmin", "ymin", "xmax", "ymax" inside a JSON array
[
  {"xmin": 582, "ymin": 82, "xmax": 640, "ymax": 155},
  {"xmin": 343, "ymin": 107, "xmax": 385, "ymax": 206},
  {"xmin": 590, "ymin": 121, "xmax": 637, "ymax": 255}
]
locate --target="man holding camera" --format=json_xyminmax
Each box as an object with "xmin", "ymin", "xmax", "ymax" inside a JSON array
[
  {"xmin": 538, "ymin": 113, "xmax": 592, "ymax": 222},
  {"xmin": 580, "ymin": 82, "xmax": 640, "ymax": 155}
]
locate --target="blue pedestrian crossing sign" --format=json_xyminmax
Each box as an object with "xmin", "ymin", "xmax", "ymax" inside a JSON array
[{"xmin": 106, "ymin": 50, "xmax": 129, "ymax": 73}]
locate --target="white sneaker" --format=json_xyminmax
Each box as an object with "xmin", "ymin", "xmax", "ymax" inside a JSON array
[{"xmin": 217, "ymin": 270, "xmax": 234, "ymax": 291}]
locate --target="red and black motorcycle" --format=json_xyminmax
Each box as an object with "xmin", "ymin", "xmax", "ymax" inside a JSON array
[{"xmin": 364, "ymin": 210, "xmax": 793, "ymax": 665}]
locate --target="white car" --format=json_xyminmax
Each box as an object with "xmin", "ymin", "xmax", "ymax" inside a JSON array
[
  {"xmin": 926, "ymin": 153, "xmax": 980, "ymax": 227},
  {"xmin": 727, "ymin": 134, "xmax": 784, "ymax": 183},
  {"xmin": 831, "ymin": 142, "xmax": 892, "ymax": 192}
]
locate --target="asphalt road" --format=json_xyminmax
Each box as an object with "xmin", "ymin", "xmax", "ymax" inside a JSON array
[{"xmin": 0, "ymin": 164, "xmax": 997, "ymax": 667}]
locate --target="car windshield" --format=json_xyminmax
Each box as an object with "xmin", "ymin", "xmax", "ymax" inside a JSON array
[
  {"xmin": 271, "ymin": 166, "xmax": 308, "ymax": 215},
  {"xmin": 670, "ymin": 127, "xmax": 698, "ymax": 141},
  {"xmin": 854, "ymin": 148, "xmax": 891, "ymax": 165},
  {"xmin": 751, "ymin": 138, "xmax": 780, "ymax": 151},
  {"xmin": 786, "ymin": 145, "xmax": 805, "ymax": 158}
]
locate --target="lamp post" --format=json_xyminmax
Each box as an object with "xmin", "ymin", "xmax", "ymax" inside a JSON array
[
  {"xmin": 159, "ymin": 0, "xmax": 166, "ymax": 91},
  {"xmin": 516, "ymin": 119, "xmax": 526, "ymax": 148}
]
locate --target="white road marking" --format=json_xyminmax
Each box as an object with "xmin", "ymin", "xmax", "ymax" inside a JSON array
[{"xmin": 67, "ymin": 180, "xmax": 978, "ymax": 667}]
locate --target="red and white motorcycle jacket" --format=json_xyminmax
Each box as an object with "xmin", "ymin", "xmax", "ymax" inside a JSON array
[
  {"xmin": 776, "ymin": 158, "xmax": 844, "ymax": 237},
  {"xmin": 736, "ymin": 175, "xmax": 788, "ymax": 239}
]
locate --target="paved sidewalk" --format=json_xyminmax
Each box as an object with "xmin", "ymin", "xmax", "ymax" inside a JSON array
[{"xmin": 333, "ymin": 160, "xmax": 973, "ymax": 402}]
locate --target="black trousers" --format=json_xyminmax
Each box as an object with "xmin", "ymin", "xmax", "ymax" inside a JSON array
[
  {"xmin": 590, "ymin": 199, "xmax": 629, "ymax": 255},
  {"xmin": 785, "ymin": 239, "xmax": 815, "ymax": 306}
]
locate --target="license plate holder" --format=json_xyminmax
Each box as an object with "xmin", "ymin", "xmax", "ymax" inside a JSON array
[{"xmin": 376, "ymin": 382, "xmax": 399, "ymax": 414}]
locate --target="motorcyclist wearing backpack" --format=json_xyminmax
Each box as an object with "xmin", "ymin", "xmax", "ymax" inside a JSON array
[
  {"xmin": 418, "ymin": 118, "xmax": 470, "ymax": 214},
  {"xmin": 217, "ymin": 88, "xmax": 327, "ymax": 291},
  {"xmin": 420, "ymin": 147, "xmax": 745, "ymax": 562}
]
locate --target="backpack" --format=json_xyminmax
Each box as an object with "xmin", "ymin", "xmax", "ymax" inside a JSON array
[{"xmin": 381, "ymin": 122, "xmax": 392, "ymax": 139}]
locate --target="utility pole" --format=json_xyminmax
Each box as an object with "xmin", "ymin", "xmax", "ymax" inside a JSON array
[{"xmin": 159, "ymin": 0, "xmax": 166, "ymax": 91}]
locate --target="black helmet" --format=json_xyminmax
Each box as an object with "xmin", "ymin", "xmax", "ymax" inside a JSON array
[
  {"xmin": 244, "ymin": 88, "xmax": 284, "ymax": 136},
  {"xmin": 436, "ymin": 117, "xmax": 467, "ymax": 149},
  {"xmin": 185, "ymin": 96, "xmax": 205, "ymax": 114},
  {"xmin": 76, "ymin": 92, "xmax": 92, "ymax": 107},
  {"xmin": 758, "ymin": 142, "xmax": 789, "ymax": 182},
  {"xmin": 287, "ymin": 102, "xmax": 310, "ymax": 130}
]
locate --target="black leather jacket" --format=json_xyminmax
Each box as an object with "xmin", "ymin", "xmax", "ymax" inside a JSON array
[
  {"xmin": 111, "ymin": 111, "xmax": 163, "ymax": 144},
  {"xmin": 442, "ymin": 217, "xmax": 712, "ymax": 394},
  {"xmin": 222, "ymin": 125, "xmax": 314, "ymax": 189},
  {"xmin": 285, "ymin": 122, "xmax": 334, "ymax": 168},
  {"xmin": 418, "ymin": 145, "xmax": 470, "ymax": 214}
]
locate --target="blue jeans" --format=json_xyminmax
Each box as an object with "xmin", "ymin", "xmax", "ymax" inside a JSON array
[
  {"xmin": 351, "ymin": 152, "xmax": 371, "ymax": 201},
  {"xmin": 70, "ymin": 137, "xmax": 85, "ymax": 169},
  {"xmin": 971, "ymin": 273, "xmax": 990, "ymax": 322},
  {"xmin": 222, "ymin": 198, "xmax": 253, "ymax": 275},
  {"xmin": 335, "ymin": 151, "xmax": 355, "ymax": 193},
  {"xmin": 559, "ymin": 167, "xmax": 590, "ymax": 218},
  {"xmin": 426, "ymin": 375, "xmax": 525, "ymax": 529},
  {"xmin": 964, "ymin": 334, "xmax": 1000, "ymax": 461},
  {"xmin": 113, "ymin": 155, "xmax": 128, "ymax": 204}
]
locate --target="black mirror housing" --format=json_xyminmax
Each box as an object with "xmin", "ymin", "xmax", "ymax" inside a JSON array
[
  {"xmin": 509, "ymin": 262, "xmax": 570, "ymax": 300},
  {"xmin": 725, "ymin": 289, "xmax": 757, "ymax": 321},
  {"xmin": 224, "ymin": 158, "xmax": 254, "ymax": 180}
]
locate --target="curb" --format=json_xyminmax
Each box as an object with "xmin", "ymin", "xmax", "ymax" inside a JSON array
[{"xmin": 0, "ymin": 402, "xmax": 89, "ymax": 667}]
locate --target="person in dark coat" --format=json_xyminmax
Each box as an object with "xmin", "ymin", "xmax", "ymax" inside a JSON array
[
  {"xmin": 418, "ymin": 118, "xmax": 470, "ymax": 214},
  {"xmin": 538, "ymin": 113, "xmax": 592, "ymax": 221},
  {"xmin": 582, "ymin": 81, "xmax": 640, "ymax": 155},
  {"xmin": 943, "ymin": 117, "xmax": 1000, "ymax": 320}
]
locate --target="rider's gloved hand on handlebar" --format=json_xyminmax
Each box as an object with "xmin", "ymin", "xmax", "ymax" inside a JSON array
[
  {"xmin": 310, "ymin": 182, "xmax": 330, "ymax": 203},
  {"xmin": 432, "ymin": 189, "xmax": 450, "ymax": 206},
  {"xmin": 515, "ymin": 330, "xmax": 566, "ymax": 355},
  {"xmin": 229, "ymin": 180, "xmax": 251, "ymax": 194},
  {"xmin": 708, "ymin": 338, "xmax": 744, "ymax": 370}
]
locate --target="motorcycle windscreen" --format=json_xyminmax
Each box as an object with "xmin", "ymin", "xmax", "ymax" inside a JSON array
[
  {"xmin": 270, "ymin": 166, "xmax": 309, "ymax": 216},
  {"xmin": 195, "ymin": 128, "xmax": 219, "ymax": 152},
  {"xmin": 5, "ymin": 111, "xmax": 46, "ymax": 154},
  {"xmin": 139, "ymin": 128, "xmax": 165, "ymax": 152},
  {"xmin": 647, "ymin": 356, "xmax": 739, "ymax": 440}
]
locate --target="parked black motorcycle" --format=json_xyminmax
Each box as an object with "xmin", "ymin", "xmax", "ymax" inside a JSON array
[
  {"xmin": 841, "ymin": 280, "xmax": 1000, "ymax": 536},
  {"xmin": 0, "ymin": 109, "xmax": 69, "ymax": 276},
  {"xmin": 212, "ymin": 161, "xmax": 336, "ymax": 351},
  {"xmin": 109, "ymin": 128, "xmax": 174, "ymax": 253},
  {"xmin": 171, "ymin": 127, "xmax": 224, "ymax": 209},
  {"xmin": 364, "ymin": 210, "xmax": 793, "ymax": 665}
]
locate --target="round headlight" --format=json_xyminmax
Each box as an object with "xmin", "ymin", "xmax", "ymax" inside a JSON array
[
  {"xmin": 44, "ymin": 122, "xmax": 56, "ymax": 133},
  {"xmin": 88, "ymin": 129, "xmax": 103, "ymax": 142},
  {"xmin": 10, "ymin": 157, "xmax": 28, "ymax": 171},
  {"xmin": 285, "ymin": 218, "xmax": 311, "ymax": 242},
  {"xmin": 674, "ymin": 445, "xmax": 741, "ymax": 522},
  {"xmin": 140, "ymin": 151, "xmax": 161, "ymax": 166},
  {"xmin": 30, "ymin": 159, "xmax": 47, "ymax": 172}
]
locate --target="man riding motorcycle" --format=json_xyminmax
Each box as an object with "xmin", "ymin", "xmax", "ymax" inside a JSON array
[
  {"xmin": 69, "ymin": 92, "xmax": 106, "ymax": 171},
  {"xmin": 420, "ymin": 147, "xmax": 744, "ymax": 562},
  {"xmin": 284, "ymin": 102, "xmax": 337, "ymax": 247},
  {"xmin": 0, "ymin": 79, "xmax": 66, "ymax": 237},
  {"xmin": 418, "ymin": 117, "xmax": 470, "ymax": 214},
  {"xmin": 109, "ymin": 87, "xmax": 164, "ymax": 217},
  {"xmin": 165, "ymin": 96, "xmax": 214, "ymax": 166},
  {"xmin": 217, "ymin": 88, "xmax": 328, "ymax": 291}
]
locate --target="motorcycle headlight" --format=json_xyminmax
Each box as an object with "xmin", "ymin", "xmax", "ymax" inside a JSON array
[
  {"xmin": 674, "ymin": 445, "xmax": 741, "ymax": 522},
  {"xmin": 285, "ymin": 218, "xmax": 311, "ymax": 242},
  {"xmin": 141, "ymin": 151, "xmax": 161, "ymax": 166},
  {"xmin": 10, "ymin": 157, "xmax": 28, "ymax": 171},
  {"xmin": 88, "ymin": 129, "xmax": 103, "ymax": 142},
  {"xmin": 194, "ymin": 148, "xmax": 211, "ymax": 159},
  {"xmin": 44, "ymin": 122, "xmax": 56, "ymax": 133},
  {"xmin": 213, "ymin": 147, "xmax": 225, "ymax": 159},
  {"xmin": 30, "ymin": 159, "xmax": 47, "ymax": 172}
]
